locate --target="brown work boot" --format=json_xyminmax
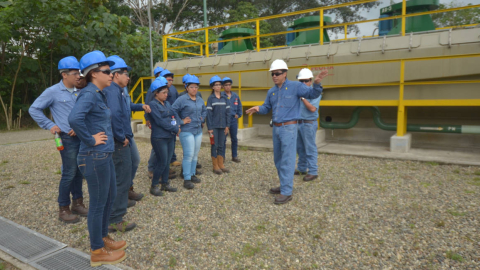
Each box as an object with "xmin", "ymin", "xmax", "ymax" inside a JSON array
[
  {"xmin": 171, "ymin": 161, "xmax": 181, "ymax": 166},
  {"xmin": 274, "ymin": 194, "xmax": 292, "ymax": 205},
  {"xmin": 269, "ymin": 186, "xmax": 281, "ymax": 194},
  {"xmin": 59, "ymin": 205, "xmax": 80, "ymax": 224},
  {"xmin": 128, "ymin": 186, "xmax": 144, "ymax": 201},
  {"xmin": 303, "ymin": 174, "xmax": 318, "ymax": 182},
  {"xmin": 103, "ymin": 235, "xmax": 128, "ymax": 251},
  {"xmin": 169, "ymin": 169, "xmax": 176, "ymax": 175},
  {"xmin": 148, "ymin": 171, "xmax": 153, "ymax": 179},
  {"xmin": 71, "ymin": 198, "xmax": 88, "ymax": 217},
  {"xmin": 108, "ymin": 220, "xmax": 137, "ymax": 233},
  {"xmin": 217, "ymin": 156, "xmax": 230, "ymax": 173},
  {"xmin": 211, "ymin": 157, "xmax": 223, "ymax": 175},
  {"xmin": 232, "ymin": 157, "xmax": 241, "ymax": 163},
  {"xmin": 90, "ymin": 247, "xmax": 126, "ymax": 267}
]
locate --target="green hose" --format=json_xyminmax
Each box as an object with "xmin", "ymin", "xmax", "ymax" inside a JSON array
[{"xmin": 319, "ymin": 106, "xmax": 479, "ymax": 134}]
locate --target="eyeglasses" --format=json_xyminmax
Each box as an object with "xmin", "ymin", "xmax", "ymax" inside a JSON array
[
  {"xmin": 119, "ymin": 72, "xmax": 129, "ymax": 77},
  {"xmin": 96, "ymin": 69, "xmax": 111, "ymax": 75},
  {"xmin": 299, "ymin": 79, "xmax": 311, "ymax": 83},
  {"xmin": 271, "ymin": 71, "xmax": 284, "ymax": 77},
  {"xmin": 67, "ymin": 72, "xmax": 80, "ymax": 77},
  {"xmin": 213, "ymin": 83, "xmax": 222, "ymax": 87}
]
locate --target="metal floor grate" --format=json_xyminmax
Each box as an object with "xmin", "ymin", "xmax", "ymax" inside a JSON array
[
  {"xmin": 30, "ymin": 248, "xmax": 121, "ymax": 270},
  {"xmin": 0, "ymin": 216, "xmax": 66, "ymax": 262}
]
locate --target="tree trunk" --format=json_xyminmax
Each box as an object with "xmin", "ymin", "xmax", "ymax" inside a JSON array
[{"xmin": 8, "ymin": 42, "xmax": 25, "ymax": 130}]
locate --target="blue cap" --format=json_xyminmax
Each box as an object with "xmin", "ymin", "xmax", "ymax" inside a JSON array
[
  {"xmin": 107, "ymin": 55, "xmax": 132, "ymax": 72},
  {"xmin": 222, "ymin": 77, "xmax": 233, "ymax": 84},
  {"xmin": 182, "ymin": 74, "xmax": 191, "ymax": 84},
  {"xmin": 79, "ymin": 51, "xmax": 115, "ymax": 74},
  {"xmin": 209, "ymin": 75, "xmax": 222, "ymax": 86},
  {"xmin": 58, "ymin": 56, "xmax": 80, "ymax": 71},
  {"xmin": 154, "ymin": 67, "xmax": 164, "ymax": 76},
  {"xmin": 160, "ymin": 69, "xmax": 174, "ymax": 78},
  {"xmin": 150, "ymin": 77, "xmax": 168, "ymax": 92},
  {"xmin": 186, "ymin": 75, "xmax": 200, "ymax": 85}
]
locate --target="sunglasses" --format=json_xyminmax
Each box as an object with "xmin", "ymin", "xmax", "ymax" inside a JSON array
[
  {"xmin": 119, "ymin": 72, "xmax": 129, "ymax": 77},
  {"xmin": 299, "ymin": 79, "xmax": 311, "ymax": 83},
  {"xmin": 97, "ymin": 69, "xmax": 112, "ymax": 75},
  {"xmin": 271, "ymin": 71, "xmax": 284, "ymax": 77}
]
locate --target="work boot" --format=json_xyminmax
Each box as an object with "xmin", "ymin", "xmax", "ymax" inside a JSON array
[
  {"xmin": 303, "ymin": 174, "xmax": 318, "ymax": 182},
  {"xmin": 128, "ymin": 186, "xmax": 144, "ymax": 201},
  {"xmin": 102, "ymin": 235, "xmax": 128, "ymax": 251},
  {"xmin": 148, "ymin": 171, "xmax": 153, "ymax": 179},
  {"xmin": 196, "ymin": 163, "xmax": 202, "ymax": 169},
  {"xmin": 71, "ymin": 198, "xmax": 88, "ymax": 217},
  {"xmin": 161, "ymin": 183, "xmax": 178, "ymax": 192},
  {"xmin": 232, "ymin": 157, "xmax": 241, "ymax": 163},
  {"xmin": 59, "ymin": 205, "xmax": 80, "ymax": 224},
  {"xmin": 191, "ymin": 175, "xmax": 201, "ymax": 184},
  {"xmin": 274, "ymin": 194, "xmax": 293, "ymax": 205},
  {"xmin": 217, "ymin": 156, "xmax": 230, "ymax": 173},
  {"xmin": 294, "ymin": 170, "xmax": 306, "ymax": 176},
  {"xmin": 169, "ymin": 169, "xmax": 176, "ymax": 175},
  {"xmin": 269, "ymin": 186, "xmax": 281, "ymax": 194},
  {"xmin": 183, "ymin": 180, "xmax": 194, "ymax": 189},
  {"xmin": 90, "ymin": 247, "xmax": 126, "ymax": 267},
  {"xmin": 211, "ymin": 157, "xmax": 223, "ymax": 175},
  {"xmin": 150, "ymin": 185, "xmax": 164, "ymax": 196},
  {"xmin": 127, "ymin": 200, "xmax": 136, "ymax": 208},
  {"xmin": 108, "ymin": 220, "xmax": 137, "ymax": 233},
  {"xmin": 171, "ymin": 161, "xmax": 181, "ymax": 166},
  {"xmin": 168, "ymin": 173, "xmax": 177, "ymax": 180}
]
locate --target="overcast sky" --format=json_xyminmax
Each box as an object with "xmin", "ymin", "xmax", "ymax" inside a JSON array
[{"xmin": 341, "ymin": 0, "xmax": 480, "ymax": 38}]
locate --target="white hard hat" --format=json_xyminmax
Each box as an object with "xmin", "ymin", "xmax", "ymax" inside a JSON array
[
  {"xmin": 297, "ymin": 68, "xmax": 313, "ymax": 80},
  {"xmin": 269, "ymin": 59, "xmax": 288, "ymax": 71}
]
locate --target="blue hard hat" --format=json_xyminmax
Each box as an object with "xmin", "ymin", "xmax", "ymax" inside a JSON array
[
  {"xmin": 79, "ymin": 50, "xmax": 115, "ymax": 73},
  {"xmin": 160, "ymin": 69, "xmax": 174, "ymax": 78},
  {"xmin": 107, "ymin": 55, "xmax": 132, "ymax": 72},
  {"xmin": 150, "ymin": 76, "xmax": 168, "ymax": 92},
  {"xmin": 186, "ymin": 75, "xmax": 200, "ymax": 85},
  {"xmin": 222, "ymin": 77, "xmax": 233, "ymax": 84},
  {"xmin": 182, "ymin": 74, "xmax": 191, "ymax": 84},
  {"xmin": 209, "ymin": 75, "xmax": 222, "ymax": 86},
  {"xmin": 58, "ymin": 56, "xmax": 80, "ymax": 71},
  {"xmin": 154, "ymin": 67, "xmax": 163, "ymax": 76}
]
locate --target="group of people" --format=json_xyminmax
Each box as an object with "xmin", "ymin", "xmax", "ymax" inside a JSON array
[{"xmin": 28, "ymin": 50, "xmax": 246, "ymax": 267}]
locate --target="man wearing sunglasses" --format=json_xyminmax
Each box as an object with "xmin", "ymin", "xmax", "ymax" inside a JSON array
[
  {"xmin": 29, "ymin": 56, "xmax": 88, "ymax": 223},
  {"xmin": 295, "ymin": 68, "xmax": 322, "ymax": 182},
  {"xmin": 246, "ymin": 59, "xmax": 328, "ymax": 204}
]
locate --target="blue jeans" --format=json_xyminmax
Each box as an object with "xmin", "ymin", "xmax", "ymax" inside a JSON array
[
  {"xmin": 179, "ymin": 132, "xmax": 202, "ymax": 180},
  {"xmin": 148, "ymin": 149, "xmax": 156, "ymax": 172},
  {"xmin": 58, "ymin": 133, "xmax": 83, "ymax": 207},
  {"xmin": 222, "ymin": 116, "xmax": 238, "ymax": 158},
  {"xmin": 151, "ymin": 137, "xmax": 175, "ymax": 186},
  {"xmin": 130, "ymin": 137, "xmax": 140, "ymax": 187},
  {"xmin": 109, "ymin": 142, "xmax": 132, "ymax": 224},
  {"xmin": 211, "ymin": 128, "xmax": 226, "ymax": 158},
  {"xmin": 170, "ymin": 136, "xmax": 177, "ymax": 163},
  {"xmin": 272, "ymin": 124, "xmax": 298, "ymax": 196},
  {"xmin": 77, "ymin": 152, "xmax": 116, "ymax": 250},
  {"xmin": 296, "ymin": 121, "xmax": 318, "ymax": 175}
]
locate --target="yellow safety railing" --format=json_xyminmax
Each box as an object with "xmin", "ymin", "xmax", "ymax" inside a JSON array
[
  {"xmin": 130, "ymin": 52, "xmax": 480, "ymax": 135},
  {"xmin": 162, "ymin": 0, "xmax": 480, "ymax": 60}
]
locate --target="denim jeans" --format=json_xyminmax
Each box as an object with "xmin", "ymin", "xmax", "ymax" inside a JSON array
[
  {"xmin": 129, "ymin": 137, "xmax": 140, "ymax": 187},
  {"xmin": 179, "ymin": 132, "xmax": 202, "ymax": 180},
  {"xmin": 151, "ymin": 137, "xmax": 175, "ymax": 186},
  {"xmin": 77, "ymin": 152, "xmax": 116, "ymax": 250},
  {"xmin": 109, "ymin": 142, "xmax": 132, "ymax": 224},
  {"xmin": 147, "ymin": 149, "xmax": 156, "ymax": 172},
  {"xmin": 58, "ymin": 133, "xmax": 83, "ymax": 207},
  {"xmin": 272, "ymin": 124, "xmax": 298, "ymax": 196},
  {"xmin": 211, "ymin": 128, "xmax": 226, "ymax": 158},
  {"xmin": 170, "ymin": 136, "xmax": 177, "ymax": 163},
  {"xmin": 296, "ymin": 121, "xmax": 318, "ymax": 175},
  {"xmin": 222, "ymin": 116, "xmax": 238, "ymax": 158}
]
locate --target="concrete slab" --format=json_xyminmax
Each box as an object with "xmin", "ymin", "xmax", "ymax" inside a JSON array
[{"xmin": 390, "ymin": 133, "xmax": 412, "ymax": 153}]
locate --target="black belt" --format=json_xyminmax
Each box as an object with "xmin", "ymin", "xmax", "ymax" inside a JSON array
[
  {"xmin": 273, "ymin": 120, "xmax": 297, "ymax": 127},
  {"xmin": 298, "ymin": 120, "xmax": 314, "ymax": 124}
]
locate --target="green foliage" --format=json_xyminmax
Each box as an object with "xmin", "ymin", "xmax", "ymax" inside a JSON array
[{"xmin": 432, "ymin": 1, "xmax": 480, "ymax": 28}]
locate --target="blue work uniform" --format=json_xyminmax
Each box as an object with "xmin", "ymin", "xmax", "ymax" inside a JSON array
[
  {"xmin": 221, "ymin": 91, "xmax": 242, "ymax": 158},
  {"xmin": 296, "ymin": 94, "xmax": 322, "ymax": 176},
  {"xmin": 206, "ymin": 93, "xmax": 230, "ymax": 158},
  {"xmin": 29, "ymin": 80, "xmax": 83, "ymax": 207},
  {"xmin": 257, "ymin": 79, "xmax": 323, "ymax": 196},
  {"xmin": 123, "ymin": 87, "xmax": 144, "ymax": 187},
  {"xmin": 167, "ymin": 85, "xmax": 179, "ymax": 163}
]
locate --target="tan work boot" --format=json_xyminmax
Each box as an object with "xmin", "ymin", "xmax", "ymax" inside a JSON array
[
  {"xmin": 217, "ymin": 156, "xmax": 230, "ymax": 173},
  {"xmin": 170, "ymin": 161, "xmax": 181, "ymax": 166},
  {"xmin": 148, "ymin": 171, "xmax": 153, "ymax": 179},
  {"xmin": 59, "ymin": 205, "xmax": 80, "ymax": 224},
  {"xmin": 211, "ymin": 157, "xmax": 223, "ymax": 175},
  {"xmin": 90, "ymin": 247, "xmax": 126, "ymax": 267},
  {"xmin": 103, "ymin": 235, "xmax": 128, "ymax": 251},
  {"xmin": 71, "ymin": 198, "xmax": 88, "ymax": 217}
]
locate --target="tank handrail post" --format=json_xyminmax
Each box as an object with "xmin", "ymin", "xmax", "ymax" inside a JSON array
[
  {"xmin": 344, "ymin": 25, "xmax": 347, "ymax": 40},
  {"xmin": 256, "ymin": 19, "xmax": 261, "ymax": 52},
  {"xmin": 320, "ymin": 9, "xmax": 324, "ymax": 45},
  {"xmin": 163, "ymin": 36, "xmax": 168, "ymax": 62},
  {"xmin": 238, "ymin": 72, "xmax": 244, "ymax": 129},
  {"xmin": 402, "ymin": 0, "xmax": 407, "ymax": 36},
  {"xmin": 248, "ymin": 113, "xmax": 253, "ymax": 128},
  {"xmin": 205, "ymin": 29, "xmax": 209, "ymax": 57},
  {"xmin": 397, "ymin": 60, "xmax": 407, "ymax": 136}
]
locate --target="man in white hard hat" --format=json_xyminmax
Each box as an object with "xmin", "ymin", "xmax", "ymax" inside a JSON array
[
  {"xmin": 295, "ymin": 68, "xmax": 322, "ymax": 182},
  {"xmin": 246, "ymin": 60, "xmax": 328, "ymax": 204}
]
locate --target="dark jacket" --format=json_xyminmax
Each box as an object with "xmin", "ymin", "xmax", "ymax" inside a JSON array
[
  {"xmin": 103, "ymin": 82, "xmax": 133, "ymax": 143},
  {"xmin": 148, "ymin": 99, "xmax": 181, "ymax": 139},
  {"xmin": 223, "ymin": 91, "xmax": 242, "ymax": 118},
  {"xmin": 206, "ymin": 92, "xmax": 230, "ymax": 130}
]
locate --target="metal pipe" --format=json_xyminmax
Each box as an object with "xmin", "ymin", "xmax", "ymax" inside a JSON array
[{"xmin": 147, "ymin": 0, "xmax": 154, "ymax": 75}]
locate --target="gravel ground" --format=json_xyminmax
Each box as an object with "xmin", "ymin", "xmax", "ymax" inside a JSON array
[{"xmin": 0, "ymin": 139, "xmax": 479, "ymax": 270}]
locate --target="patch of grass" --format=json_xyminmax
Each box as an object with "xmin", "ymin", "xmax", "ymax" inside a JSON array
[
  {"xmin": 474, "ymin": 171, "xmax": 480, "ymax": 176},
  {"xmin": 242, "ymin": 243, "xmax": 261, "ymax": 257},
  {"xmin": 435, "ymin": 220, "xmax": 445, "ymax": 227},
  {"xmin": 212, "ymin": 232, "xmax": 219, "ymax": 237},
  {"xmin": 421, "ymin": 182, "xmax": 432, "ymax": 188},
  {"xmin": 472, "ymin": 177, "xmax": 480, "ymax": 182},
  {"xmin": 409, "ymin": 223, "xmax": 415, "ymax": 229},
  {"xmin": 239, "ymin": 146, "xmax": 249, "ymax": 151},
  {"xmin": 464, "ymin": 190, "xmax": 475, "ymax": 194},
  {"xmin": 452, "ymin": 169, "xmax": 460, "ymax": 174},
  {"xmin": 1, "ymin": 160, "xmax": 8, "ymax": 165},
  {"xmin": 174, "ymin": 237, "xmax": 183, "ymax": 242},
  {"xmin": 168, "ymin": 257, "xmax": 177, "ymax": 268},
  {"xmin": 19, "ymin": 181, "xmax": 30, "ymax": 185},
  {"xmin": 426, "ymin": 161, "xmax": 439, "ymax": 166},
  {"xmin": 55, "ymin": 170, "xmax": 61, "ymax": 174},
  {"xmin": 447, "ymin": 209, "xmax": 466, "ymax": 217},
  {"xmin": 4, "ymin": 185, "xmax": 14, "ymax": 189},
  {"xmin": 446, "ymin": 251, "xmax": 464, "ymax": 262}
]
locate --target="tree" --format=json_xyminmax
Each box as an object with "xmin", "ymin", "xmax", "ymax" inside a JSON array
[{"xmin": 432, "ymin": 1, "xmax": 480, "ymax": 28}]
